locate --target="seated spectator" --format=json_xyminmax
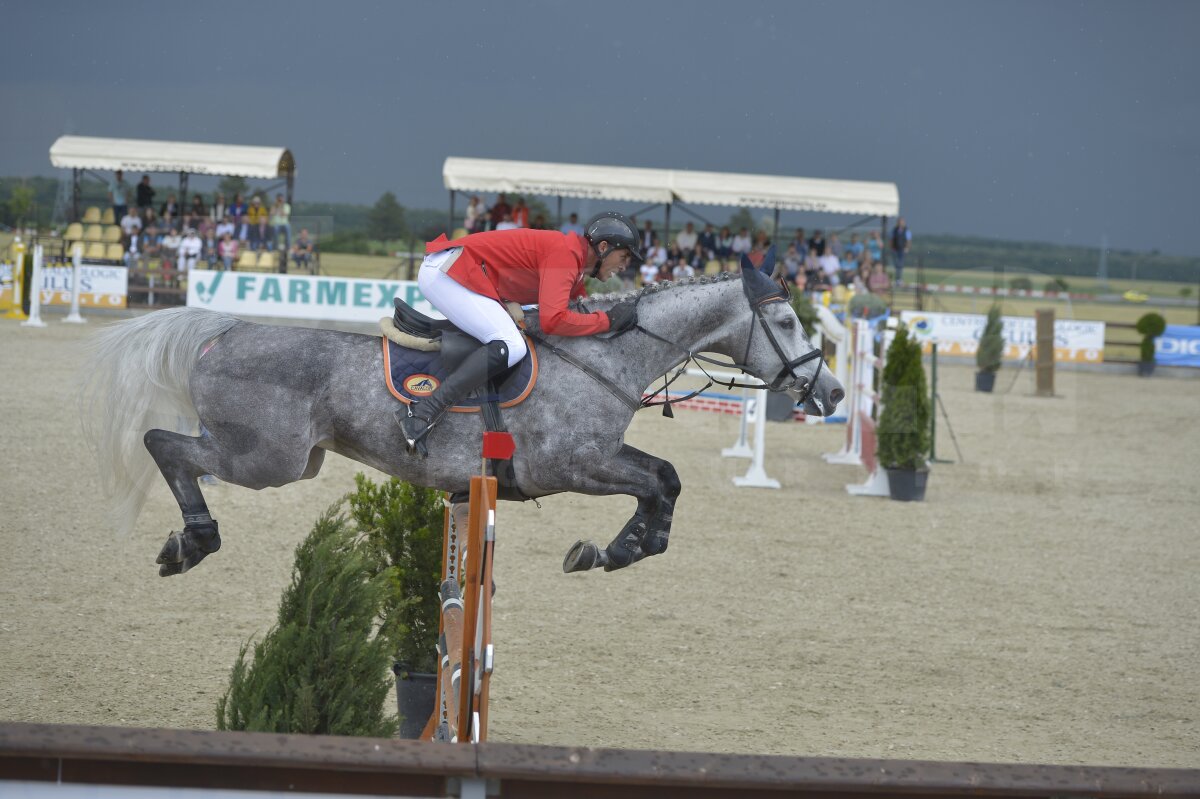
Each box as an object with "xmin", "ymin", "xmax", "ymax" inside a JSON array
[
  {"xmin": 269, "ymin": 193, "xmax": 291, "ymax": 251},
  {"xmin": 531, "ymin": 213, "xmax": 548, "ymax": 230},
  {"xmin": 840, "ymin": 248, "xmax": 859, "ymax": 285},
  {"xmin": 495, "ymin": 212, "xmax": 518, "ymax": 231},
  {"xmin": 210, "ymin": 192, "xmax": 228, "ymax": 223},
  {"xmin": 160, "ymin": 194, "xmax": 180, "ymax": 227},
  {"xmin": 867, "ymin": 261, "xmax": 891, "ymax": 293},
  {"xmin": 290, "ymin": 228, "xmax": 314, "ymax": 269},
  {"xmin": 216, "ymin": 215, "xmax": 235, "ymax": 240},
  {"xmin": 229, "ymin": 193, "xmax": 248, "ymax": 224},
  {"xmin": 819, "ymin": 248, "xmax": 841, "ymax": 286},
  {"xmin": 783, "ymin": 244, "xmax": 803, "ymax": 282},
  {"xmin": 747, "ymin": 230, "xmax": 771, "ymax": 269},
  {"xmin": 674, "ymin": 249, "xmax": 698, "ymax": 280},
  {"xmin": 246, "ymin": 196, "xmax": 268, "ymax": 250},
  {"xmin": 560, "ymin": 212, "xmax": 584, "ymax": 236},
  {"xmin": 639, "ymin": 257, "xmax": 659, "ymax": 285},
  {"xmin": 716, "ymin": 226, "xmax": 734, "ymax": 264},
  {"xmin": 488, "ymin": 193, "xmax": 510, "ymax": 230},
  {"xmin": 656, "ymin": 262, "xmax": 672, "ymax": 283},
  {"xmin": 792, "ymin": 269, "xmax": 808, "ymax": 293},
  {"xmin": 639, "ymin": 219, "xmax": 656, "ymax": 252},
  {"xmin": 829, "ymin": 233, "xmax": 843, "ymax": 258},
  {"xmin": 731, "ymin": 227, "xmax": 752, "ymax": 260},
  {"xmin": 511, "ymin": 197, "xmax": 530, "ymax": 228},
  {"xmin": 790, "ymin": 228, "xmax": 806, "ymax": 256},
  {"xmin": 120, "ymin": 208, "xmax": 143, "ymax": 240},
  {"xmin": 161, "ymin": 228, "xmax": 182, "ymax": 272},
  {"xmin": 808, "ymin": 229, "xmax": 826, "ymax": 256},
  {"xmin": 142, "ymin": 207, "xmax": 159, "ymax": 229},
  {"xmin": 464, "ymin": 195, "xmax": 486, "ymax": 233},
  {"xmin": 140, "ymin": 225, "xmax": 162, "ymax": 267},
  {"xmin": 218, "ymin": 232, "xmax": 239, "ymax": 270},
  {"xmin": 666, "ymin": 243, "xmax": 684, "ymax": 266},
  {"xmin": 179, "ymin": 228, "xmax": 203, "ymax": 272},
  {"xmin": 189, "ymin": 195, "xmax": 207, "ymax": 225},
  {"xmin": 675, "ymin": 221, "xmax": 698, "ymax": 252},
  {"xmin": 203, "ymin": 230, "xmax": 218, "ymax": 268},
  {"xmin": 847, "ymin": 233, "xmax": 865, "ymax": 258},
  {"xmin": 697, "ymin": 223, "xmax": 717, "ymax": 260},
  {"xmin": 803, "ymin": 247, "xmax": 823, "ymax": 288},
  {"xmin": 867, "ymin": 230, "xmax": 883, "ymax": 263},
  {"xmin": 688, "ymin": 243, "xmax": 706, "ymax": 272},
  {"xmin": 645, "ymin": 240, "xmax": 667, "ymax": 271}
]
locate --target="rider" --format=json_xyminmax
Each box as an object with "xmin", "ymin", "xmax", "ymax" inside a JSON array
[{"xmin": 399, "ymin": 211, "xmax": 644, "ymax": 456}]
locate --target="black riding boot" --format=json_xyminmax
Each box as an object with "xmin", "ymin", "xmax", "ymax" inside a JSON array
[{"xmin": 397, "ymin": 340, "xmax": 511, "ymax": 457}]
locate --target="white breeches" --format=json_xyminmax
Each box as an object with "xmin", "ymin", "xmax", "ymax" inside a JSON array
[{"xmin": 418, "ymin": 249, "xmax": 526, "ymax": 368}]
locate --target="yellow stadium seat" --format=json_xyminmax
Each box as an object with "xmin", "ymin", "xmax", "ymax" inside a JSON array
[
  {"xmin": 452, "ymin": 227, "xmax": 469, "ymax": 240},
  {"xmin": 705, "ymin": 259, "xmax": 721, "ymax": 275},
  {"xmin": 257, "ymin": 251, "xmax": 277, "ymax": 271},
  {"xmin": 104, "ymin": 243, "xmax": 125, "ymax": 261},
  {"xmin": 64, "ymin": 223, "xmax": 83, "ymax": 241},
  {"xmin": 102, "ymin": 225, "xmax": 122, "ymax": 243},
  {"xmin": 83, "ymin": 225, "xmax": 104, "ymax": 242},
  {"xmin": 236, "ymin": 251, "xmax": 258, "ymax": 271},
  {"xmin": 101, "ymin": 208, "xmax": 115, "ymax": 225},
  {"xmin": 66, "ymin": 241, "xmax": 85, "ymax": 259},
  {"xmin": 82, "ymin": 207, "xmax": 101, "ymax": 224},
  {"xmin": 84, "ymin": 242, "xmax": 107, "ymax": 261}
]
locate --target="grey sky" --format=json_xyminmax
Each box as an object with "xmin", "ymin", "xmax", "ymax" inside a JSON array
[{"xmin": 2, "ymin": 1, "xmax": 1197, "ymax": 254}]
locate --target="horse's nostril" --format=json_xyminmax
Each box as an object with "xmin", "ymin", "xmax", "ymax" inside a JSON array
[{"xmin": 829, "ymin": 388, "xmax": 845, "ymax": 406}]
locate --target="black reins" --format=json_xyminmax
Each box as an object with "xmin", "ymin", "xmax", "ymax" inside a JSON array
[{"xmin": 528, "ymin": 284, "xmax": 827, "ymax": 415}]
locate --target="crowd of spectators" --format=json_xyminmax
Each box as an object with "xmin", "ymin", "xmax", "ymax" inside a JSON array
[
  {"xmin": 460, "ymin": 192, "xmax": 912, "ymax": 297},
  {"xmin": 106, "ymin": 170, "xmax": 313, "ymax": 273}
]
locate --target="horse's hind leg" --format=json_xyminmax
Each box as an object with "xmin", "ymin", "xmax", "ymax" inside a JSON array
[
  {"xmin": 143, "ymin": 428, "xmax": 316, "ymax": 577},
  {"xmin": 562, "ymin": 444, "xmax": 681, "ymax": 574}
]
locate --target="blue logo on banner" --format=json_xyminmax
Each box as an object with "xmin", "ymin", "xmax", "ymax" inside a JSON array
[
  {"xmin": 193, "ymin": 272, "xmax": 224, "ymax": 304},
  {"xmin": 1155, "ymin": 325, "xmax": 1200, "ymax": 368}
]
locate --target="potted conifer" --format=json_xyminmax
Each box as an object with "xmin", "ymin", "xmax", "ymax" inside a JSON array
[
  {"xmin": 975, "ymin": 304, "xmax": 1004, "ymax": 392},
  {"xmin": 348, "ymin": 475, "xmax": 445, "ymax": 739},
  {"xmin": 1135, "ymin": 312, "xmax": 1166, "ymax": 377},
  {"xmin": 877, "ymin": 324, "xmax": 932, "ymax": 501}
]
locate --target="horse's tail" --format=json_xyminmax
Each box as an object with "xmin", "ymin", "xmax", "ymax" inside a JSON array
[{"xmin": 79, "ymin": 307, "xmax": 240, "ymax": 534}]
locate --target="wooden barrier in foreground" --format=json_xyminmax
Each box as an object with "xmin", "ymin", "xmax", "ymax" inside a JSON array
[{"xmin": 2, "ymin": 722, "xmax": 1197, "ymax": 798}]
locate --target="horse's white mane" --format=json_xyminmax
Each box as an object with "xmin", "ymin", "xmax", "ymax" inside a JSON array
[{"xmin": 575, "ymin": 271, "xmax": 738, "ymax": 310}]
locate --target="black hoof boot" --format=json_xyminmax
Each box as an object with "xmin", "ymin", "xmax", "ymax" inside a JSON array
[
  {"xmin": 642, "ymin": 527, "xmax": 669, "ymax": 556},
  {"xmin": 396, "ymin": 410, "xmax": 431, "ymax": 458},
  {"xmin": 603, "ymin": 519, "xmax": 648, "ymax": 572},
  {"xmin": 156, "ymin": 520, "xmax": 220, "ymax": 577},
  {"xmin": 563, "ymin": 540, "xmax": 609, "ymax": 573}
]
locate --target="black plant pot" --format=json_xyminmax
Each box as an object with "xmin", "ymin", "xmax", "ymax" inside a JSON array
[
  {"xmin": 1137, "ymin": 361, "xmax": 1155, "ymax": 377},
  {"xmin": 975, "ymin": 371, "xmax": 997, "ymax": 392},
  {"xmin": 886, "ymin": 468, "xmax": 929, "ymax": 502},
  {"xmin": 393, "ymin": 662, "xmax": 437, "ymax": 739}
]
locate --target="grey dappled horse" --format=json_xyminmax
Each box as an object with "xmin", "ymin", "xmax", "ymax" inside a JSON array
[{"xmin": 81, "ymin": 257, "xmax": 843, "ymax": 576}]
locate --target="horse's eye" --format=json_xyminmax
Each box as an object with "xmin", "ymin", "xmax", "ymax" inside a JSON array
[{"xmin": 780, "ymin": 319, "xmax": 795, "ymax": 330}]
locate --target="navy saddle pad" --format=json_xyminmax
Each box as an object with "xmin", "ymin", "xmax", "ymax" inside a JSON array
[{"xmin": 381, "ymin": 336, "xmax": 538, "ymax": 411}]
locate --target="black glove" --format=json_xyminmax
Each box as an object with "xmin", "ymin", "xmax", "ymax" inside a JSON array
[{"xmin": 606, "ymin": 301, "xmax": 638, "ymax": 333}]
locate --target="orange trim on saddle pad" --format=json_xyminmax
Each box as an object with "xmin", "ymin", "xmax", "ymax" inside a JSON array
[{"xmin": 381, "ymin": 336, "xmax": 539, "ymax": 412}]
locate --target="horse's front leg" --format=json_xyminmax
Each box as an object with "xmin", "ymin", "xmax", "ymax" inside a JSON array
[{"xmin": 562, "ymin": 444, "xmax": 681, "ymax": 574}]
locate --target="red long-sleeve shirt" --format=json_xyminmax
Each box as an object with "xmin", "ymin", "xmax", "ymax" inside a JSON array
[{"xmin": 425, "ymin": 229, "xmax": 610, "ymax": 336}]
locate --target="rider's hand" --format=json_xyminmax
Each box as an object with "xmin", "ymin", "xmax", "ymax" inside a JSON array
[{"xmin": 606, "ymin": 301, "xmax": 638, "ymax": 333}]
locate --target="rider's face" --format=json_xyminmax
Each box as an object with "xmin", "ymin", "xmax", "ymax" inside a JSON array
[{"xmin": 597, "ymin": 247, "xmax": 630, "ymax": 280}]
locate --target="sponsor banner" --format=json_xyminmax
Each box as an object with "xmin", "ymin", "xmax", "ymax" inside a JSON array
[
  {"xmin": 1155, "ymin": 325, "xmax": 1200, "ymax": 368},
  {"xmin": 900, "ymin": 310, "xmax": 1106, "ymax": 364},
  {"xmin": 186, "ymin": 270, "xmax": 436, "ymax": 322},
  {"xmin": 0, "ymin": 262, "xmax": 128, "ymax": 309}
]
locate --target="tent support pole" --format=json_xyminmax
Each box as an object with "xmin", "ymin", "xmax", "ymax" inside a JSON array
[
  {"xmin": 664, "ymin": 202, "xmax": 671, "ymax": 248},
  {"xmin": 448, "ymin": 189, "xmax": 456, "ymax": 235},
  {"xmin": 556, "ymin": 195, "xmax": 562, "ymax": 230},
  {"xmin": 773, "ymin": 206, "xmax": 780, "ymax": 240},
  {"xmin": 72, "ymin": 168, "xmax": 81, "ymax": 223},
  {"xmin": 179, "ymin": 172, "xmax": 189, "ymax": 216}
]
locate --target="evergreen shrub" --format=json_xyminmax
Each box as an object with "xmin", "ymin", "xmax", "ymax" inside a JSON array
[
  {"xmin": 1135, "ymin": 312, "xmax": 1167, "ymax": 363},
  {"xmin": 877, "ymin": 324, "xmax": 931, "ymax": 471},
  {"xmin": 216, "ymin": 508, "xmax": 398, "ymax": 736},
  {"xmin": 976, "ymin": 304, "xmax": 1004, "ymax": 374}
]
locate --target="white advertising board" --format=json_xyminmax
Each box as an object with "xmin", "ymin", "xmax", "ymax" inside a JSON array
[
  {"xmin": 185, "ymin": 270, "xmax": 435, "ymax": 322},
  {"xmin": 0, "ymin": 262, "xmax": 129, "ymax": 308},
  {"xmin": 900, "ymin": 310, "xmax": 1106, "ymax": 363}
]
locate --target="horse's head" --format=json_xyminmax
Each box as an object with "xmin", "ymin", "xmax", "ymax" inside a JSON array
[{"xmin": 739, "ymin": 248, "xmax": 844, "ymax": 417}]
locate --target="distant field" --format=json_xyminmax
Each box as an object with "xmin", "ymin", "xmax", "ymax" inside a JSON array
[{"xmin": 919, "ymin": 266, "xmax": 1197, "ymax": 300}]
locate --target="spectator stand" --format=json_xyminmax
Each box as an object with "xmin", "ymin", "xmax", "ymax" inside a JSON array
[
  {"xmin": 49, "ymin": 135, "xmax": 297, "ymax": 277},
  {"xmin": 441, "ymin": 157, "xmax": 899, "ymax": 273}
]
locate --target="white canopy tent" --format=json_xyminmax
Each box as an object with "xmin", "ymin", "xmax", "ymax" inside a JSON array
[
  {"xmin": 49, "ymin": 135, "xmax": 296, "ymax": 222},
  {"xmin": 442, "ymin": 156, "xmax": 899, "ymax": 235}
]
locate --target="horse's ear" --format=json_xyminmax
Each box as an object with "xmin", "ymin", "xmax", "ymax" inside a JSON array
[
  {"xmin": 760, "ymin": 245, "xmax": 776, "ymax": 276},
  {"xmin": 739, "ymin": 252, "xmax": 754, "ymax": 274}
]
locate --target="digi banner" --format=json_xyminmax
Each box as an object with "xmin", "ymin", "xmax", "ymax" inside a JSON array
[
  {"xmin": 900, "ymin": 310, "xmax": 1106, "ymax": 364},
  {"xmin": 1155, "ymin": 325, "xmax": 1200, "ymax": 368},
  {"xmin": 186, "ymin": 270, "xmax": 436, "ymax": 322},
  {"xmin": 0, "ymin": 262, "xmax": 128, "ymax": 309}
]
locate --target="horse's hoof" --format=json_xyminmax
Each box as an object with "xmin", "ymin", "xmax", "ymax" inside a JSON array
[
  {"xmin": 563, "ymin": 540, "xmax": 607, "ymax": 573},
  {"xmin": 156, "ymin": 531, "xmax": 185, "ymax": 565}
]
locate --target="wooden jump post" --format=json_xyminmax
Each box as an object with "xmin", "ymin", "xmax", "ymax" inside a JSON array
[{"xmin": 424, "ymin": 431, "xmax": 514, "ymax": 744}]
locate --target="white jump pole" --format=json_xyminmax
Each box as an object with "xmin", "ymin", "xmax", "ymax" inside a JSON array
[
  {"xmin": 732, "ymin": 388, "xmax": 781, "ymax": 489},
  {"xmin": 64, "ymin": 244, "xmax": 86, "ymax": 324},
  {"xmin": 721, "ymin": 385, "xmax": 754, "ymax": 458},
  {"xmin": 20, "ymin": 244, "xmax": 47, "ymax": 328}
]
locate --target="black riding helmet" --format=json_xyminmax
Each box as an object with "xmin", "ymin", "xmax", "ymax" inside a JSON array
[{"xmin": 584, "ymin": 212, "xmax": 644, "ymax": 278}]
